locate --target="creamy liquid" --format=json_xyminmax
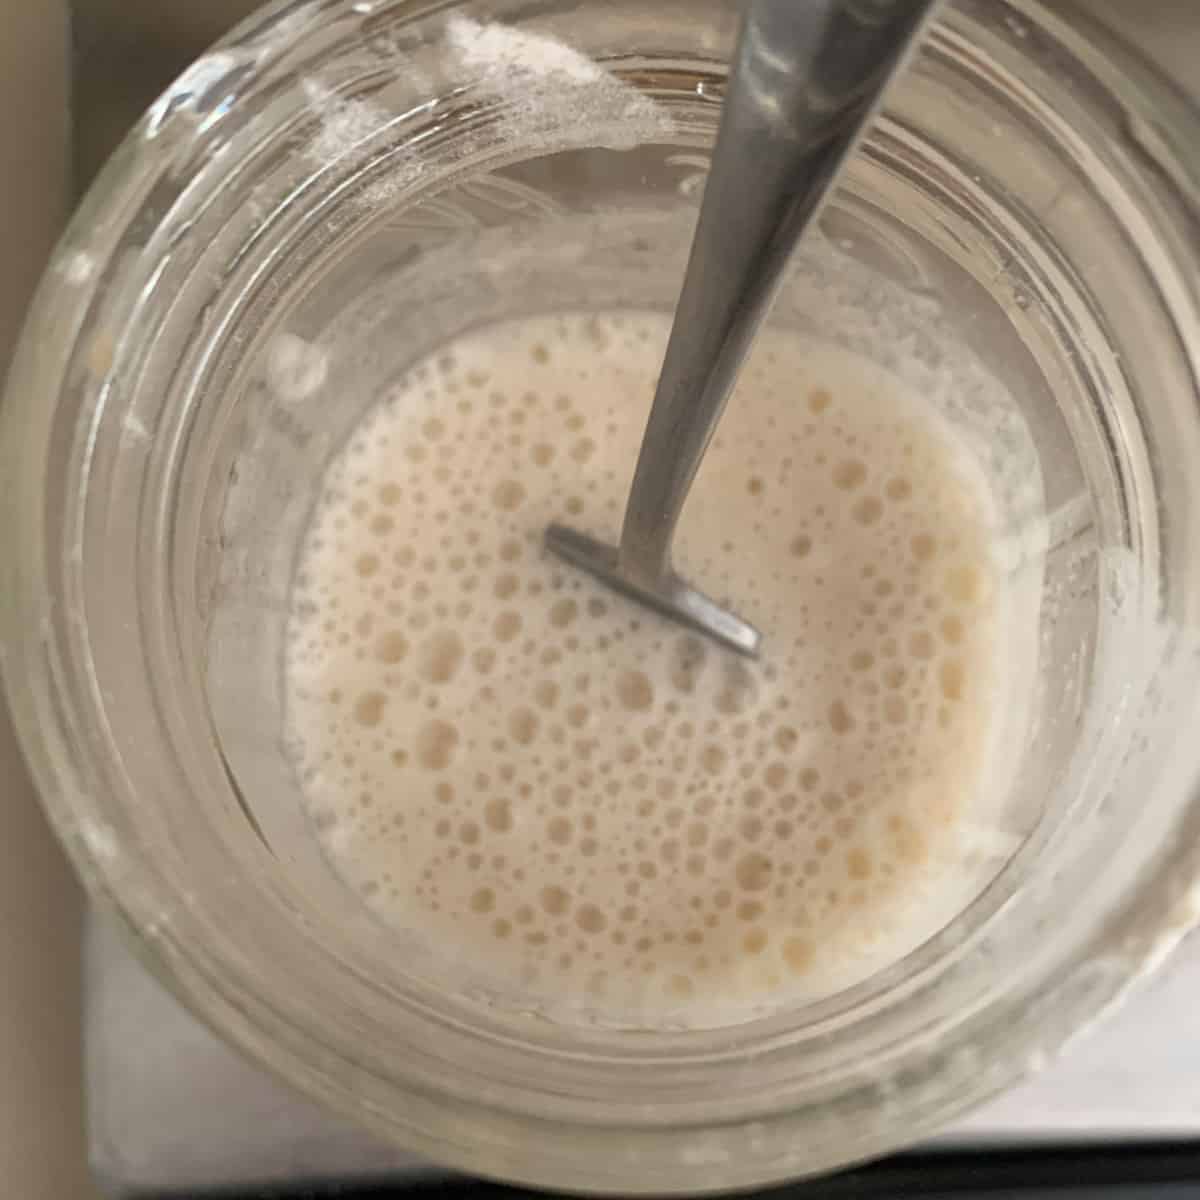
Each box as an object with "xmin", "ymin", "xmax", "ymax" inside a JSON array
[{"xmin": 284, "ymin": 311, "xmax": 1003, "ymax": 1027}]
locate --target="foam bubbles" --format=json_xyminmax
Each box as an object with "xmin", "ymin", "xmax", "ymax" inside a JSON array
[
  {"xmin": 284, "ymin": 311, "xmax": 1001, "ymax": 1028},
  {"xmin": 417, "ymin": 629, "xmax": 464, "ymax": 684},
  {"xmin": 415, "ymin": 719, "xmax": 459, "ymax": 769}
]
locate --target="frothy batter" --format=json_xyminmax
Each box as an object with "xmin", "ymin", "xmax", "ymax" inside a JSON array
[{"xmin": 284, "ymin": 311, "xmax": 1002, "ymax": 1027}]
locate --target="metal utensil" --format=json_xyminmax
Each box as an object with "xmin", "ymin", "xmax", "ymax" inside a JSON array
[{"xmin": 545, "ymin": 0, "xmax": 940, "ymax": 656}]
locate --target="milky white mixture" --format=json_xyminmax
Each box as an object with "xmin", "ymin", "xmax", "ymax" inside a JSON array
[{"xmin": 284, "ymin": 311, "xmax": 1003, "ymax": 1027}]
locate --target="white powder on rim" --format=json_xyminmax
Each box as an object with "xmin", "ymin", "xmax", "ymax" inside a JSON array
[
  {"xmin": 299, "ymin": 77, "xmax": 426, "ymax": 208},
  {"xmin": 446, "ymin": 14, "xmax": 608, "ymax": 85},
  {"xmin": 61, "ymin": 251, "xmax": 96, "ymax": 285},
  {"xmin": 301, "ymin": 78, "xmax": 393, "ymax": 167},
  {"xmin": 442, "ymin": 15, "xmax": 672, "ymax": 152},
  {"xmin": 267, "ymin": 332, "xmax": 329, "ymax": 403},
  {"xmin": 296, "ymin": 16, "xmax": 669, "ymax": 211}
]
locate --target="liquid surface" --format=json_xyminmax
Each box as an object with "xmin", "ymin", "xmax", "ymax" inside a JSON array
[{"xmin": 285, "ymin": 311, "xmax": 1002, "ymax": 1027}]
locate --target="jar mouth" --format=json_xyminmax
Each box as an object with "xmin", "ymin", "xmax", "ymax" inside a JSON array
[{"xmin": 6, "ymin": 0, "xmax": 1200, "ymax": 1192}]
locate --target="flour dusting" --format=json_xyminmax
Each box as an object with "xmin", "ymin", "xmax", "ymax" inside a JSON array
[
  {"xmin": 443, "ymin": 15, "xmax": 672, "ymax": 151},
  {"xmin": 446, "ymin": 14, "xmax": 608, "ymax": 84},
  {"xmin": 302, "ymin": 79, "xmax": 392, "ymax": 166}
]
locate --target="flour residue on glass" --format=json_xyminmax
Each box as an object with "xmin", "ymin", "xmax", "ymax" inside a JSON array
[
  {"xmin": 295, "ymin": 13, "xmax": 670, "ymax": 205},
  {"xmin": 443, "ymin": 16, "xmax": 670, "ymax": 151}
]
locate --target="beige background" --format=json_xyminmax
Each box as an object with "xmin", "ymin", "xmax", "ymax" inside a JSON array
[{"xmin": 0, "ymin": 4, "xmax": 91, "ymax": 1197}]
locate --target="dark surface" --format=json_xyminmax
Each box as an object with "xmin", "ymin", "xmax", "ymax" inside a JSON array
[{"xmin": 158, "ymin": 1143, "xmax": 1200, "ymax": 1199}]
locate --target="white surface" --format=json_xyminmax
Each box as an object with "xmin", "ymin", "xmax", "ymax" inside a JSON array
[
  {"xmin": 86, "ymin": 915, "xmax": 424, "ymax": 1195},
  {"xmin": 87, "ymin": 912, "xmax": 1200, "ymax": 1195}
]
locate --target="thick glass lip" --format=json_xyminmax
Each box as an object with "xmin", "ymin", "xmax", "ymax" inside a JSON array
[{"xmin": 5, "ymin": 0, "xmax": 1200, "ymax": 1191}]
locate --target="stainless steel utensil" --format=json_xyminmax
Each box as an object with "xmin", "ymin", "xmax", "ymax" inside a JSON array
[{"xmin": 546, "ymin": 0, "xmax": 940, "ymax": 655}]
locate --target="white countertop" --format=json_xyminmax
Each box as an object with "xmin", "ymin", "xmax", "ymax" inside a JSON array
[{"xmin": 87, "ymin": 913, "xmax": 1200, "ymax": 1195}]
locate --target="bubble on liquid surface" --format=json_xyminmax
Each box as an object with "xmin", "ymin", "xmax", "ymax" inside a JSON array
[{"xmin": 284, "ymin": 310, "xmax": 1003, "ymax": 1029}]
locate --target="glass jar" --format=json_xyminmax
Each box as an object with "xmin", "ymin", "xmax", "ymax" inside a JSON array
[{"xmin": 5, "ymin": 0, "xmax": 1200, "ymax": 1192}]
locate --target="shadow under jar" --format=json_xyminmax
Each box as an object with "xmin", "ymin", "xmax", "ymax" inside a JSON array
[{"xmin": 5, "ymin": 0, "xmax": 1200, "ymax": 1193}]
